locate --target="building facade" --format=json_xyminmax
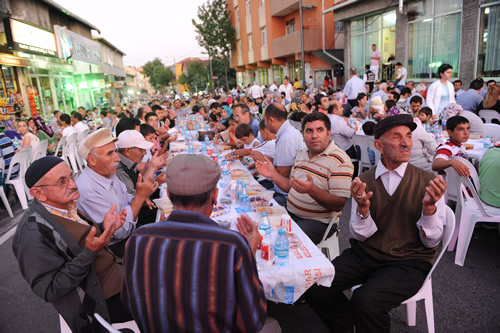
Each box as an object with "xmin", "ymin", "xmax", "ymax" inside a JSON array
[
  {"xmin": 228, "ymin": 0, "xmax": 345, "ymax": 89},
  {"xmin": 0, "ymin": 0, "xmax": 125, "ymax": 119},
  {"xmin": 330, "ymin": 0, "xmax": 499, "ymax": 85}
]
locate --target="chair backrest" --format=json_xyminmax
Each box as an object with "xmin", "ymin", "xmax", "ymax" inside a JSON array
[
  {"xmin": 63, "ymin": 133, "xmax": 77, "ymax": 156},
  {"xmin": 5, "ymin": 146, "xmax": 32, "ymax": 180},
  {"xmin": 0, "ymin": 157, "xmax": 5, "ymax": 179},
  {"xmin": 31, "ymin": 139, "xmax": 49, "ymax": 162},
  {"xmin": 425, "ymin": 206, "xmax": 455, "ymax": 279},
  {"xmin": 450, "ymin": 156, "xmax": 480, "ymax": 193},
  {"xmin": 77, "ymin": 128, "xmax": 90, "ymax": 145},
  {"xmin": 367, "ymin": 137, "xmax": 381, "ymax": 164},
  {"xmin": 352, "ymin": 134, "xmax": 372, "ymax": 165},
  {"xmin": 484, "ymin": 123, "xmax": 500, "ymax": 139},
  {"xmin": 478, "ymin": 109, "xmax": 500, "ymax": 124},
  {"xmin": 54, "ymin": 135, "xmax": 66, "ymax": 157}
]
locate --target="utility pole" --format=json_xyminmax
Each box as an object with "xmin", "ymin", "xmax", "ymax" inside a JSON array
[
  {"xmin": 208, "ymin": 54, "xmax": 214, "ymax": 93},
  {"xmin": 299, "ymin": 0, "xmax": 306, "ymax": 89}
]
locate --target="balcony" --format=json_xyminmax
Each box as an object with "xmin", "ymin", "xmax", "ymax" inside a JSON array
[
  {"xmin": 270, "ymin": 0, "xmax": 316, "ymax": 17},
  {"xmin": 271, "ymin": 28, "xmax": 319, "ymax": 58}
]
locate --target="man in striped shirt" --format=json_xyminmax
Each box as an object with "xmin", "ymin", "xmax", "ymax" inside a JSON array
[
  {"xmin": 0, "ymin": 132, "xmax": 19, "ymax": 179},
  {"xmin": 122, "ymin": 154, "xmax": 267, "ymax": 333},
  {"xmin": 256, "ymin": 112, "xmax": 354, "ymax": 244}
]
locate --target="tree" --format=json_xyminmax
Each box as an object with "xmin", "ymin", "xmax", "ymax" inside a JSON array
[
  {"xmin": 192, "ymin": 0, "xmax": 236, "ymax": 92},
  {"xmin": 178, "ymin": 61, "xmax": 209, "ymax": 93},
  {"xmin": 211, "ymin": 57, "xmax": 236, "ymax": 90},
  {"xmin": 142, "ymin": 58, "xmax": 174, "ymax": 92}
]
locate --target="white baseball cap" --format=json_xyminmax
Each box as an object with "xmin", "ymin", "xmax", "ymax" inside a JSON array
[{"xmin": 116, "ymin": 130, "xmax": 154, "ymax": 150}]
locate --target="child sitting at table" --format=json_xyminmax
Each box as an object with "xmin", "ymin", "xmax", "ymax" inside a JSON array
[
  {"xmin": 235, "ymin": 123, "xmax": 260, "ymax": 149},
  {"xmin": 417, "ymin": 107, "xmax": 433, "ymax": 125},
  {"xmin": 214, "ymin": 115, "xmax": 237, "ymax": 146},
  {"xmin": 432, "ymin": 115, "xmax": 470, "ymax": 177}
]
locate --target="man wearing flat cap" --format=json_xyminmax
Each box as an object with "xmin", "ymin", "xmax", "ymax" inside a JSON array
[
  {"xmin": 305, "ymin": 114, "xmax": 447, "ymax": 332},
  {"xmin": 121, "ymin": 154, "xmax": 267, "ymax": 333},
  {"xmin": 76, "ymin": 128, "xmax": 158, "ymax": 257},
  {"xmin": 12, "ymin": 156, "xmax": 133, "ymax": 332}
]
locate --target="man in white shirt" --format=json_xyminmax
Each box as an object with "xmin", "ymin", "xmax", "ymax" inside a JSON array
[
  {"xmin": 269, "ymin": 81, "xmax": 278, "ymax": 93},
  {"xmin": 343, "ymin": 67, "xmax": 366, "ymax": 108},
  {"xmin": 249, "ymin": 81, "xmax": 264, "ymax": 99},
  {"xmin": 370, "ymin": 44, "xmax": 380, "ymax": 81},
  {"xmin": 57, "ymin": 113, "xmax": 76, "ymax": 139},
  {"xmin": 305, "ymin": 114, "xmax": 447, "ymax": 332},
  {"xmin": 279, "ymin": 77, "xmax": 294, "ymax": 101},
  {"xmin": 306, "ymin": 75, "xmax": 314, "ymax": 92},
  {"xmin": 72, "ymin": 112, "xmax": 90, "ymax": 134},
  {"xmin": 328, "ymin": 100, "xmax": 357, "ymax": 175},
  {"xmin": 395, "ymin": 62, "xmax": 407, "ymax": 92}
]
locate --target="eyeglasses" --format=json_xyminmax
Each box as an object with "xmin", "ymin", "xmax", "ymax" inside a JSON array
[{"xmin": 35, "ymin": 173, "xmax": 75, "ymax": 188}]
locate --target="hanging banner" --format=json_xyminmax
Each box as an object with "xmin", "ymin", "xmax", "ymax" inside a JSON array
[{"xmin": 4, "ymin": 18, "xmax": 57, "ymax": 57}]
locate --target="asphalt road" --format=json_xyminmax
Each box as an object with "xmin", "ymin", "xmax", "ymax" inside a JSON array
[{"xmin": 1, "ymin": 200, "xmax": 499, "ymax": 333}]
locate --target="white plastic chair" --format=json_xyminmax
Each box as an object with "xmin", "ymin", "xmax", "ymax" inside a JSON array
[
  {"xmin": 450, "ymin": 157, "xmax": 500, "ymax": 266},
  {"xmin": 5, "ymin": 146, "xmax": 32, "ymax": 210},
  {"xmin": 352, "ymin": 206, "xmax": 455, "ymax": 333},
  {"xmin": 0, "ymin": 158, "xmax": 14, "ymax": 218},
  {"xmin": 352, "ymin": 135, "xmax": 373, "ymax": 176},
  {"xmin": 30, "ymin": 139, "xmax": 48, "ymax": 162},
  {"xmin": 54, "ymin": 134, "xmax": 66, "ymax": 158},
  {"xmin": 94, "ymin": 313, "xmax": 140, "ymax": 333},
  {"xmin": 77, "ymin": 128, "xmax": 90, "ymax": 145},
  {"xmin": 367, "ymin": 137, "xmax": 381, "ymax": 164},
  {"xmin": 63, "ymin": 133, "xmax": 81, "ymax": 173},
  {"xmin": 484, "ymin": 123, "xmax": 500, "ymax": 139},
  {"xmin": 478, "ymin": 109, "xmax": 500, "ymax": 124},
  {"xmin": 317, "ymin": 212, "xmax": 340, "ymax": 260}
]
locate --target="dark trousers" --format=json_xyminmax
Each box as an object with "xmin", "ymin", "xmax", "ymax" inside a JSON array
[
  {"xmin": 345, "ymin": 145, "xmax": 359, "ymax": 178},
  {"xmin": 304, "ymin": 239, "xmax": 431, "ymax": 333},
  {"xmin": 106, "ymin": 293, "xmax": 133, "ymax": 323},
  {"xmin": 108, "ymin": 238, "xmax": 127, "ymax": 258},
  {"xmin": 288, "ymin": 212, "xmax": 337, "ymax": 245},
  {"xmin": 273, "ymin": 192, "xmax": 288, "ymax": 207}
]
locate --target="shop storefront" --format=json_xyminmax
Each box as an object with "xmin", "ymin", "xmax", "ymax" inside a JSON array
[
  {"xmin": 97, "ymin": 38, "xmax": 126, "ymax": 106},
  {"xmin": 54, "ymin": 25, "xmax": 105, "ymax": 110}
]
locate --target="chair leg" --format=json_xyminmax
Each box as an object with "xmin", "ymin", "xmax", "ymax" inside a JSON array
[
  {"xmin": 405, "ymin": 301, "xmax": 417, "ymax": 327},
  {"xmin": 454, "ymin": 212, "xmax": 476, "ymax": 266},
  {"xmin": 424, "ymin": 292, "xmax": 435, "ymax": 333},
  {"xmin": 0, "ymin": 188, "xmax": 14, "ymax": 218},
  {"xmin": 12, "ymin": 181, "xmax": 28, "ymax": 210}
]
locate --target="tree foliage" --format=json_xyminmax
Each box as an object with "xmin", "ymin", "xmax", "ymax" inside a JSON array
[
  {"xmin": 192, "ymin": 0, "xmax": 236, "ymax": 91},
  {"xmin": 142, "ymin": 58, "xmax": 174, "ymax": 91},
  {"xmin": 211, "ymin": 57, "xmax": 236, "ymax": 90},
  {"xmin": 178, "ymin": 61, "xmax": 209, "ymax": 93}
]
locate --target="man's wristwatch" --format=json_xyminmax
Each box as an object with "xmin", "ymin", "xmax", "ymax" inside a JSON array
[{"xmin": 356, "ymin": 209, "xmax": 369, "ymax": 220}]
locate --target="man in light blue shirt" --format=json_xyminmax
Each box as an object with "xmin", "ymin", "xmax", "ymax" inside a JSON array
[
  {"xmin": 344, "ymin": 67, "xmax": 366, "ymax": 107},
  {"xmin": 456, "ymin": 79, "xmax": 484, "ymax": 114},
  {"xmin": 76, "ymin": 128, "xmax": 158, "ymax": 257},
  {"xmin": 257, "ymin": 103, "xmax": 306, "ymax": 206}
]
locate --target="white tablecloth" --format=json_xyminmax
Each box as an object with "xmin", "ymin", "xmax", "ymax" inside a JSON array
[{"xmin": 157, "ymin": 156, "xmax": 335, "ymax": 304}]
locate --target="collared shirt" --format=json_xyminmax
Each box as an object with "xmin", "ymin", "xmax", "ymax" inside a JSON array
[
  {"xmin": 344, "ymin": 76, "xmax": 366, "ymax": 100},
  {"xmin": 41, "ymin": 201, "xmax": 87, "ymax": 225},
  {"xmin": 328, "ymin": 114, "xmax": 355, "ymax": 151},
  {"xmin": 249, "ymin": 84, "xmax": 263, "ymax": 99},
  {"xmin": 76, "ymin": 167, "xmax": 136, "ymax": 245},
  {"xmin": 370, "ymin": 50, "xmax": 380, "ymax": 66},
  {"xmin": 249, "ymin": 117, "xmax": 260, "ymax": 139},
  {"xmin": 456, "ymin": 89, "xmax": 484, "ymax": 113},
  {"xmin": 274, "ymin": 120, "xmax": 306, "ymax": 195},
  {"xmin": 279, "ymin": 83, "xmax": 294, "ymax": 101},
  {"xmin": 62, "ymin": 126, "xmax": 76, "ymax": 138},
  {"xmin": 116, "ymin": 152, "xmax": 138, "ymax": 195},
  {"xmin": 288, "ymin": 140, "xmax": 354, "ymax": 224},
  {"xmin": 121, "ymin": 210, "xmax": 267, "ymax": 333},
  {"xmin": 349, "ymin": 161, "xmax": 446, "ymax": 248},
  {"xmin": 479, "ymin": 146, "xmax": 500, "ymax": 207}
]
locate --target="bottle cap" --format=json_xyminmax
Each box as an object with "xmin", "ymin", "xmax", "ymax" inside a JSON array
[
  {"xmin": 261, "ymin": 211, "xmax": 267, "ymax": 216},
  {"xmin": 278, "ymin": 228, "xmax": 286, "ymax": 235}
]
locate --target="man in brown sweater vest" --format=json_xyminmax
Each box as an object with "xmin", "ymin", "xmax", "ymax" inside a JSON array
[
  {"xmin": 13, "ymin": 156, "xmax": 132, "ymax": 332},
  {"xmin": 305, "ymin": 114, "xmax": 447, "ymax": 333}
]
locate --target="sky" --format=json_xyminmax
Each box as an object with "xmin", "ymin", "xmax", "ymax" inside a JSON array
[{"xmin": 55, "ymin": 0, "xmax": 208, "ymax": 67}]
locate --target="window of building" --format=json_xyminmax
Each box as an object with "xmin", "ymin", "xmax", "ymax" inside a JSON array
[
  {"xmin": 272, "ymin": 65, "xmax": 283, "ymax": 84},
  {"xmin": 477, "ymin": 3, "xmax": 500, "ymax": 78},
  {"xmin": 260, "ymin": 0, "xmax": 265, "ymax": 7},
  {"xmin": 235, "ymin": 6, "xmax": 239, "ymax": 22},
  {"xmin": 286, "ymin": 19, "xmax": 296, "ymax": 35},
  {"xmin": 258, "ymin": 67, "xmax": 268, "ymax": 85},
  {"xmin": 261, "ymin": 27, "xmax": 267, "ymax": 45},
  {"xmin": 407, "ymin": 0, "xmax": 462, "ymax": 79},
  {"xmin": 248, "ymin": 33, "xmax": 253, "ymax": 51},
  {"xmin": 246, "ymin": 0, "xmax": 251, "ymax": 15},
  {"xmin": 349, "ymin": 11, "xmax": 396, "ymax": 79},
  {"xmin": 288, "ymin": 61, "xmax": 302, "ymax": 82}
]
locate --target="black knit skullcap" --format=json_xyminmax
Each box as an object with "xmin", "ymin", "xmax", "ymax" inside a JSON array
[{"xmin": 25, "ymin": 156, "xmax": 64, "ymax": 188}]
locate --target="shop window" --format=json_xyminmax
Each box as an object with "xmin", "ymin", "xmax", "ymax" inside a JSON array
[
  {"xmin": 258, "ymin": 68, "xmax": 268, "ymax": 85},
  {"xmin": 272, "ymin": 65, "xmax": 283, "ymax": 84},
  {"xmin": 477, "ymin": 4, "xmax": 500, "ymax": 78}
]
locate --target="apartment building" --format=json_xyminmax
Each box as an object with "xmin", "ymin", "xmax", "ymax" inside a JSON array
[{"xmin": 228, "ymin": 0, "xmax": 344, "ymax": 89}]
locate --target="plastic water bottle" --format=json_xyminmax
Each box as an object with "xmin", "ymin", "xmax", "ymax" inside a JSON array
[
  {"xmin": 484, "ymin": 136, "xmax": 491, "ymax": 149},
  {"xmin": 441, "ymin": 114, "xmax": 447, "ymax": 131},
  {"xmin": 274, "ymin": 228, "xmax": 289, "ymax": 267},
  {"xmin": 235, "ymin": 180, "xmax": 243, "ymax": 201},
  {"xmin": 239, "ymin": 184, "xmax": 249, "ymax": 210},
  {"xmin": 425, "ymin": 123, "xmax": 431, "ymax": 133},
  {"xmin": 204, "ymin": 134, "xmax": 209, "ymax": 143},
  {"xmin": 13, "ymin": 137, "xmax": 20, "ymax": 150},
  {"xmin": 187, "ymin": 141, "xmax": 194, "ymax": 154},
  {"xmin": 221, "ymin": 160, "xmax": 230, "ymax": 176},
  {"xmin": 258, "ymin": 211, "xmax": 272, "ymax": 239}
]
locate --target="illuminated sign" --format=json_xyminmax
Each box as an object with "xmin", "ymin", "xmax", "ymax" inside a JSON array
[
  {"xmin": 54, "ymin": 25, "xmax": 102, "ymax": 66},
  {"xmin": 4, "ymin": 18, "xmax": 57, "ymax": 57}
]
